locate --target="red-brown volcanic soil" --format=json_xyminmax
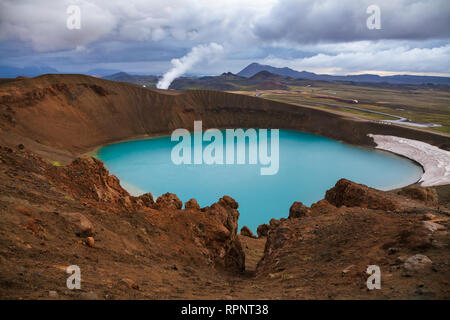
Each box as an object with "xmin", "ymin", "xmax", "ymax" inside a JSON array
[{"xmin": 0, "ymin": 74, "xmax": 449, "ymax": 299}]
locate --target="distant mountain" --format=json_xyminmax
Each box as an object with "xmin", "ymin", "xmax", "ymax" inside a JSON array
[
  {"xmin": 103, "ymin": 72, "xmax": 159, "ymax": 88},
  {"xmin": 0, "ymin": 65, "xmax": 59, "ymax": 78},
  {"xmin": 216, "ymin": 72, "xmax": 245, "ymax": 81},
  {"xmin": 0, "ymin": 66, "xmax": 126, "ymax": 78},
  {"xmin": 100, "ymin": 69, "xmax": 450, "ymax": 91},
  {"xmin": 237, "ymin": 62, "xmax": 450, "ymax": 85},
  {"xmin": 86, "ymin": 68, "xmax": 123, "ymax": 77},
  {"xmin": 238, "ymin": 63, "xmax": 316, "ymax": 79},
  {"xmin": 249, "ymin": 70, "xmax": 289, "ymax": 81},
  {"xmin": 103, "ymin": 72, "xmax": 138, "ymax": 82}
]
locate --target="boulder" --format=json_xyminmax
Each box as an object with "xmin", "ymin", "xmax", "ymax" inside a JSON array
[
  {"xmin": 202, "ymin": 196, "xmax": 245, "ymax": 272},
  {"xmin": 398, "ymin": 222, "xmax": 433, "ymax": 250},
  {"xmin": 421, "ymin": 221, "xmax": 445, "ymax": 233},
  {"xmin": 85, "ymin": 237, "xmax": 95, "ymax": 247},
  {"xmin": 185, "ymin": 198, "xmax": 200, "ymax": 210},
  {"xmin": 240, "ymin": 226, "xmax": 256, "ymax": 238},
  {"xmin": 325, "ymin": 179, "xmax": 397, "ymax": 211},
  {"xmin": 404, "ymin": 254, "xmax": 432, "ymax": 273},
  {"xmin": 398, "ymin": 186, "xmax": 438, "ymax": 206},
  {"xmin": 289, "ymin": 202, "xmax": 310, "ymax": 219},
  {"xmin": 137, "ymin": 193, "xmax": 154, "ymax": 207},
  {"xmin": 60, "ymin": 212, "xmax": 94, "ymax": 237},
  {"xmin": 218, "ymin": 195, "xmax": 239, "ymax": 209},
  {"xmin": 257, "ymin": 224, "xmax": 270, "ymax": 238},
  {"xmin": 119, "ymin": 278, "xmax": 139, "ymax": 290},
  {"xmin": 310, "ymin": 200, "xmax": 336, "ymax": 215},
  {"xmin": 269, "ymin": 218, "xmax": 281, "ymax": 228},
  {"xmin": 155, "ymin": 193, "xmax": 182, "ymax": 210},
  {"xmin": 208, "ymin": 196, "xmax": 240, "ymax": 235}
]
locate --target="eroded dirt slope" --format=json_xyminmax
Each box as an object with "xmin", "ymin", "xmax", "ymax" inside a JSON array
[{"xmin": 0, "ymin": 146, "xmax": 448, "ymax": 299}]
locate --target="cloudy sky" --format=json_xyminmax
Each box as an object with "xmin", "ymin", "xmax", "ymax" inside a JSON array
[{"xmin": 0, "ymin": 0, "xmax": 449, "ymax": 76}]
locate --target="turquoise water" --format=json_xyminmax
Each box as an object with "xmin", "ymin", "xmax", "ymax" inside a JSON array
[{"xmin": 97, "ymin": 130, "xmax": 423, "ymax": 232}]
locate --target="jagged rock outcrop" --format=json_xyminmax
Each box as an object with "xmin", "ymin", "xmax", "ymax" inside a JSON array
[
  {"xmin": 269, "ymin": 218, "xmax": 281, "ymax": 228},
  {"xmin": 310, "ymin": 199, "xmax": 336, "ymax": 215},
  {"xmin": 256, "ymin": 179, "xmax": 449, "ymax": 297},
  {"xmin": 240, "ymin": 226, "xmax": 256, "ymax": 238},
  {"xmin": 289, "ymin": 201, "xmax": 311, "ymax": 219},
  {"xmin": 254, "ymin": 218, "xmax": 285, "ymax": 239},
  {"xmin": 47, "ymin": 155, "xmax": 245, "ymax": 273},
  {"xmin": 325, "ymin": 178, "xmax": 398, "ymax": 211},
  {"xmin": 398, "ymin": 186, "xmax": 438, "ymax": 206},
  {"xmin": 137, "ymin": 193, "xmax": 155, "ymax": 207},
  {"xmin": 47, "ymin": 156, "xmax": 154, "ymax": 212},
  {"xmin": 155, "ymin": 193, "xmax": 183, "ymax": 210},
  {"xmin": 4, "ymin": 147, "xmax": 248, "ymax": 277},
  {"xmin": 199, "ymin": 196, "xmax": 245, "ymax": 272},
  {"xmin": 185, "ymin": 198, "xmax": 200, "ymax": 210},
  {"xmin": 257, "ymin": 223, "xmax": 270, "ymax": 238}
]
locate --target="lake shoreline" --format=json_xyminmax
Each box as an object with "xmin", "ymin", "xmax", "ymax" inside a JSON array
[
  {"xmin": 96, "ymin": 130, "xmax": 426, "ymax": 226},
  {"xmin": 369, "ymin": 134, "xmax": 450, "ymax": 187},
  {"xmin": 92, "ymin": 130, "xmax": 430, "ymax": 199}
]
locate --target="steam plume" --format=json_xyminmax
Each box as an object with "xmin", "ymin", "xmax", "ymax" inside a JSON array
[{"xmin": 156, "ymin": 42, "xmax": 224, "ymax": 89}]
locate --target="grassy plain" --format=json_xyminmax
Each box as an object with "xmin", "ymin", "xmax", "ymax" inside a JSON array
[{"xmin": 230, "ymin": 83, "xmax": 450, "ymax": 135}]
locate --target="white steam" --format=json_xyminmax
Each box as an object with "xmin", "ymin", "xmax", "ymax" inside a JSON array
[{"xmin": 156, "ymin": 42, "xmax": 224, "ymax": 89}]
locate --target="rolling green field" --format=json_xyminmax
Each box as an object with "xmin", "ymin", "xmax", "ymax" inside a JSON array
[{"xmin": 231, "ymin": 83, "xmax": 450, "ymax": 135}]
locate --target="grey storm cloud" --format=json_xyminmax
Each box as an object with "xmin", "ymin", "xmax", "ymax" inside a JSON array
[
  {"xmin": 0, "ymin": 0, "xmax": 267, "ymax": 52},
  {"xmin": 253, "ymin": 0, "xmax": 450, "ymax": 44},
  {"xmin": 0, "ymin": 0, "xmax": 449, "ymax": 75}
]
